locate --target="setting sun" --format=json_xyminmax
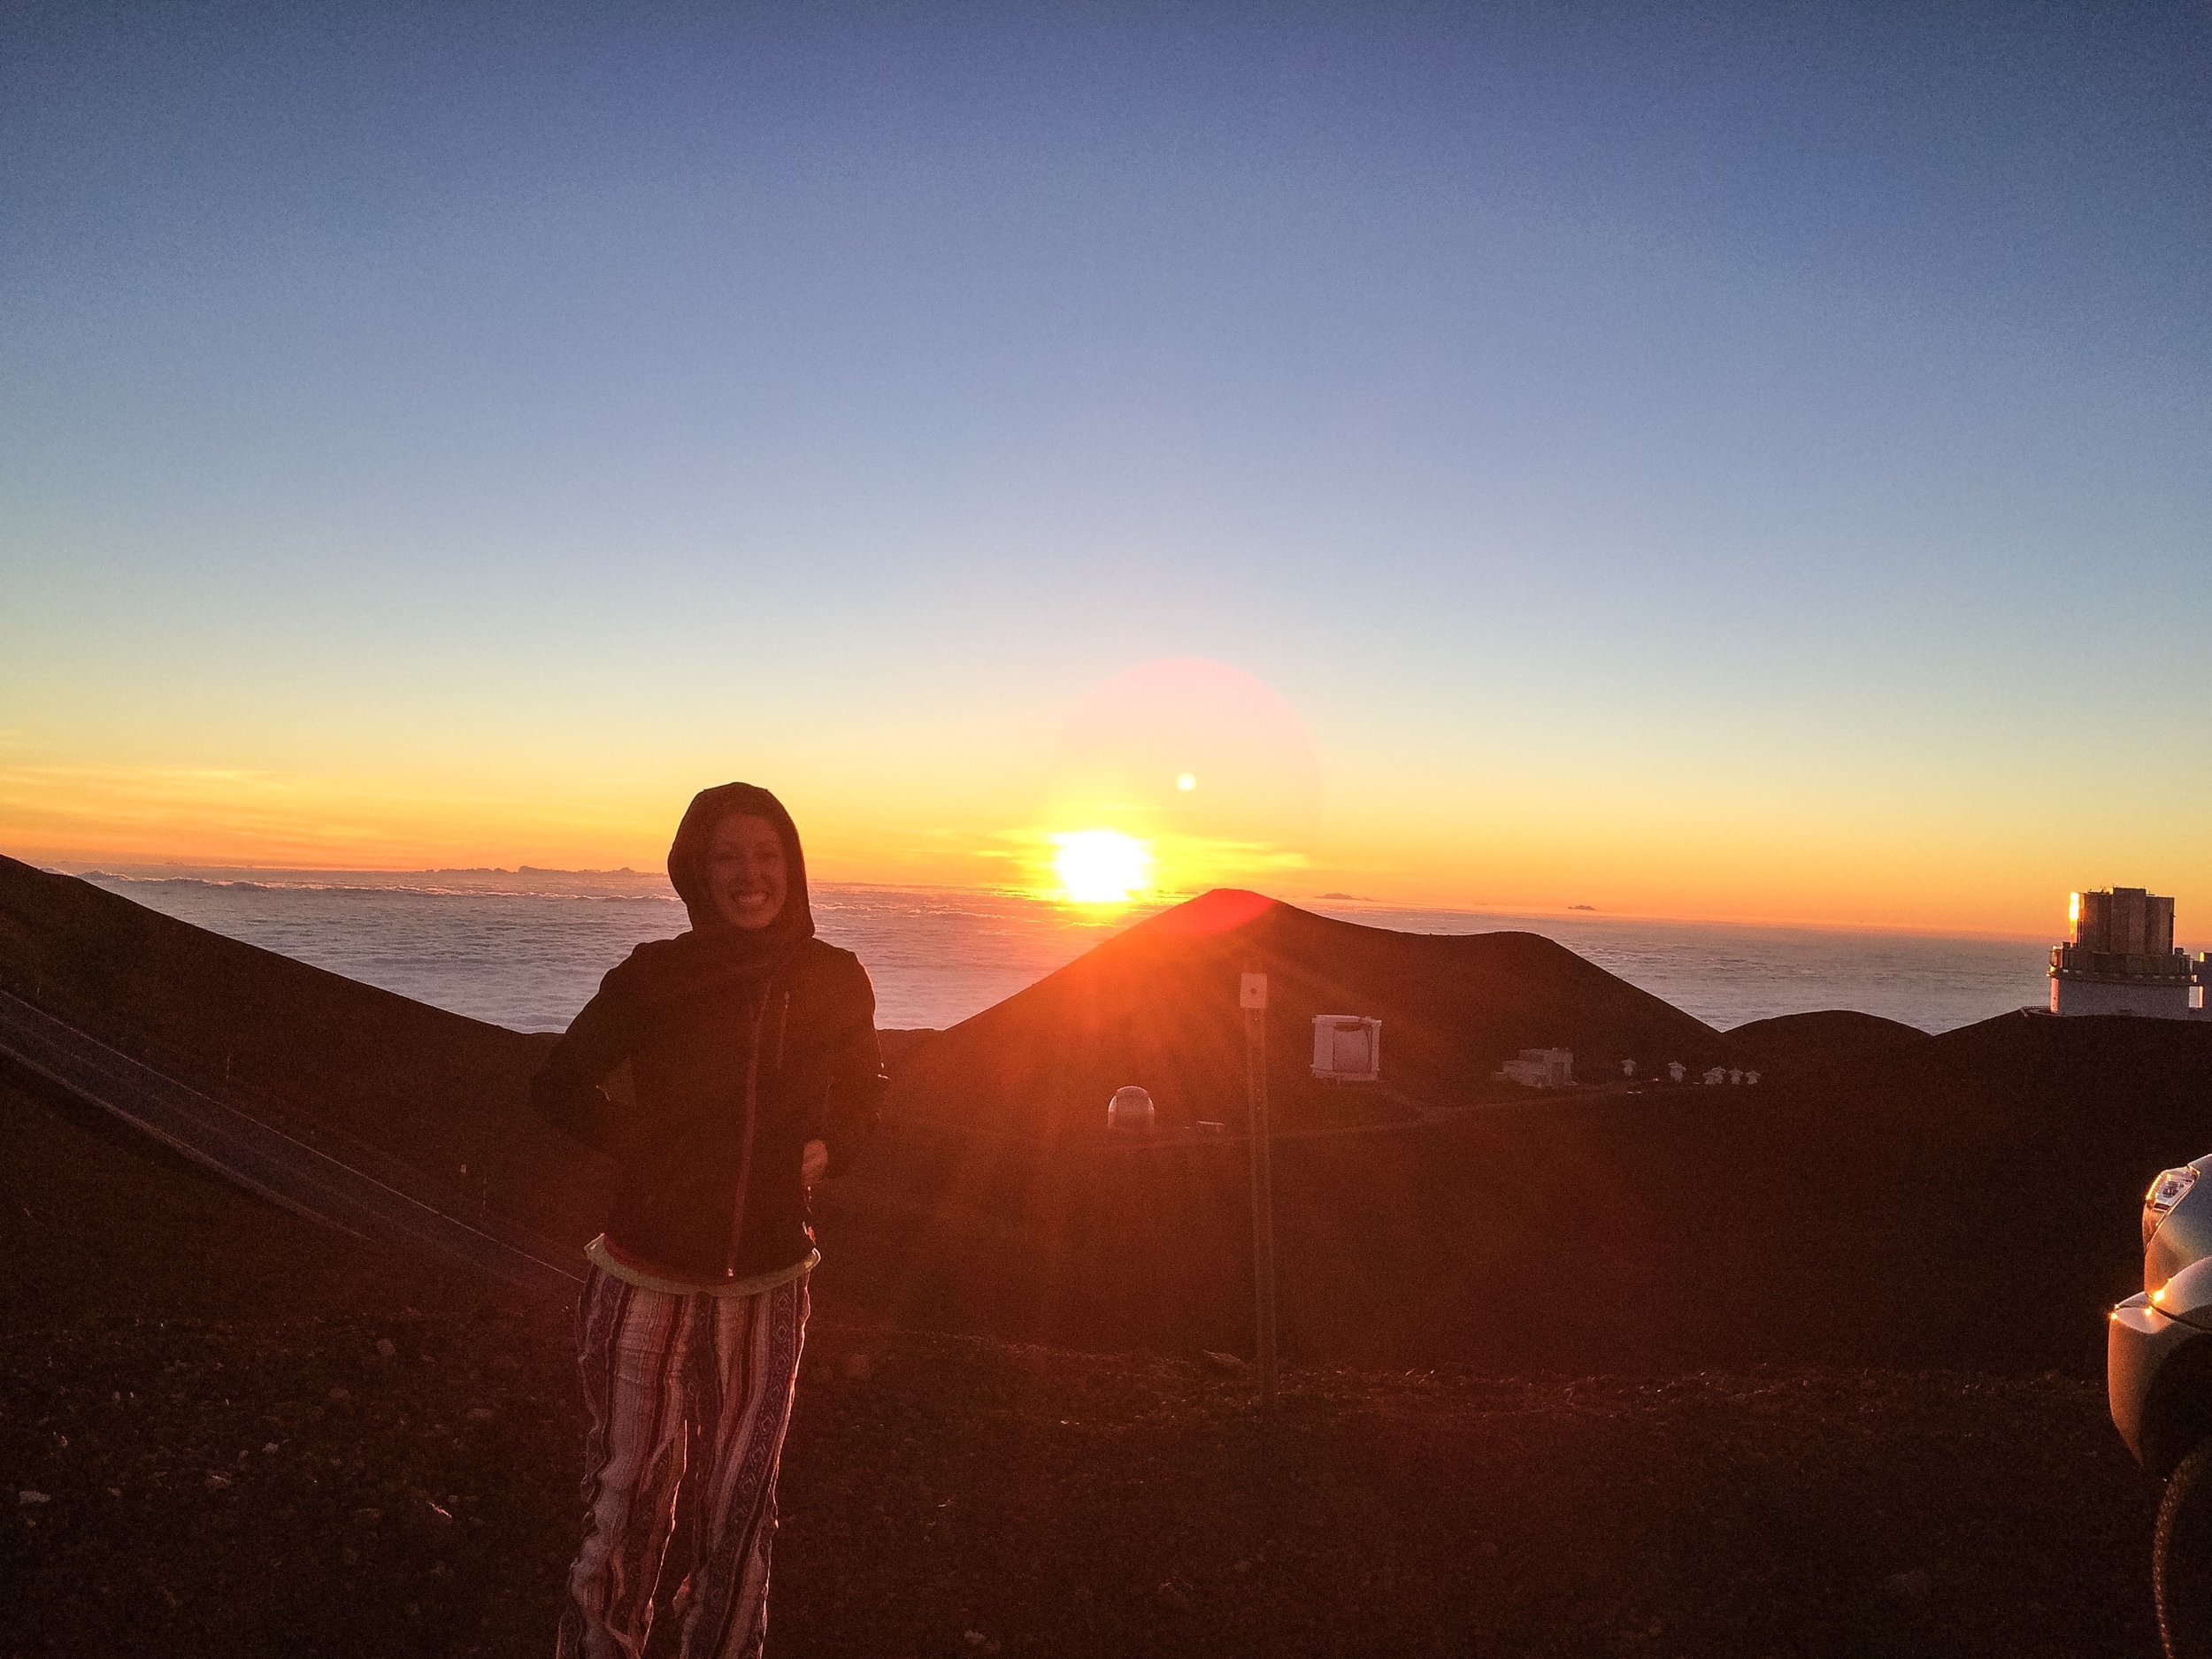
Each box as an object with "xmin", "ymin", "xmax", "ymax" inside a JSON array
[{"xmin": 1051, "ymin": 829, "xmax": 1152, "ymax": 904}]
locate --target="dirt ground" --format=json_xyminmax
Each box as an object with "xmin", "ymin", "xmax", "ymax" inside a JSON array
[{"xmin": 2, "ymin": 1302, "xmax": 2166, "ymax": 1659}]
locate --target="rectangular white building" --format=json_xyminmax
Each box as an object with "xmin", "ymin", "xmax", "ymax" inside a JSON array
[{"xmin": 1495, "ymin": 1048, "xmax": 1574, "ymax": 1088}]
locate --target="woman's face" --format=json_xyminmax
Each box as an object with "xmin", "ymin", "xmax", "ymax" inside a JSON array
[{"xmin": 704, "ymin": 814, "xmax": 788, "ymax": 931}]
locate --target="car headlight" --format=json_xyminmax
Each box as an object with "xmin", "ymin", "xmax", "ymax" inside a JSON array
[{"xmin": 2146, "ymin": 1165, "xmax": 2200, "ymax": 1247}]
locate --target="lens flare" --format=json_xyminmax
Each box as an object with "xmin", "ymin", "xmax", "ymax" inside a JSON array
[
  {"xmin": 1034, "ymin": 659, "xmax": 1322, "ymax": 897},
  {"xmin": 1052, "ymin": 829, "xmax": 1152, "ymax": 904}
]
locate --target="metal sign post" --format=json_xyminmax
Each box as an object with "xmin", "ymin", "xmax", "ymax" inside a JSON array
[{"xmin": 1240, "ymin": 965, "xmax": 1278, "ymax": 1410}]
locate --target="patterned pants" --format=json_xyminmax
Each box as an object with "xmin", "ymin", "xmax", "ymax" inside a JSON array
[{"xmin": 556, "ymin": 1267, "xmax": 809, "ymax": 1659}]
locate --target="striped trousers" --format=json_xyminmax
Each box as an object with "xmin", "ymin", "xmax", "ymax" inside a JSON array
[{"xmin": 556, "ymin": 1266, "xmax": 809, "ymax": 1659}]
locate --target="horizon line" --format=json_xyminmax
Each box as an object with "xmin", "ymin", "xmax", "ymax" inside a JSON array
[{"xmin": 32, "ymin": 855, "xmax": 2069, "ymax": 948}]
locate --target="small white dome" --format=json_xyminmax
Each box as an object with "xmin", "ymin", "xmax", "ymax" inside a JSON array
[{"xmin": 1108, "ymin": 1086, "xmax": 1156, "ymax": 1131}]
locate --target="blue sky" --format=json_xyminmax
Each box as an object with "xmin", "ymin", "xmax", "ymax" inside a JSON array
[{"xmin": 3, "ymin": 2, "xmax": 2206, "ymax": 930}]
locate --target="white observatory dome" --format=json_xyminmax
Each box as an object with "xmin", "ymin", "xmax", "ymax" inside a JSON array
[{"xmin": 1108, "ymin": 1085, "xmax": 1156, "ymax": 1132}]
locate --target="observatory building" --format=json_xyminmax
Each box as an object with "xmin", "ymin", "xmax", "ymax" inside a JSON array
[
  {"xmin": 1107, "ymin": 1086, "xmax": 1156, "ymax": 1133},
  {"xmin": 1310, "ymin": 1015, "xmax": 1382, "ymax": 1083},
  {"xmin": 1495, "ymin": 1048, "xmax": 1574, "ymax": 1088},
  {"xmin": 2048, "ymin": 887, "xmax": 2206, "ymax": 1019}
]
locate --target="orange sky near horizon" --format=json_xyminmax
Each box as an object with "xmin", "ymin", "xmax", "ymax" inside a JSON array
[{"xmin": 4, "ymin": 655, "xmax": 2201, "ymax": 946}]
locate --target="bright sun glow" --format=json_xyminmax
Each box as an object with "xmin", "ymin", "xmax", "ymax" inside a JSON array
[{"xmin": 1052, "ymin": 829, "xmax": 1153, "ymax": 904}]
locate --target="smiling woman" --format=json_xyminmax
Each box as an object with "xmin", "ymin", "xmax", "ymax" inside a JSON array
[
  {"xmin": 1051, "ymin": 829, "xmax": 1152, "ymax": 905},
  {"xmin": 528, "ymin": 780, "xmax": 886, "ymax": 1659}
]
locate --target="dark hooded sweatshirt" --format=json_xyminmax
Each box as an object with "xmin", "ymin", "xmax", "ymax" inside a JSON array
[{"xmin": 530, "ymin": 783, "xmax": 884, "ymax": 1283}]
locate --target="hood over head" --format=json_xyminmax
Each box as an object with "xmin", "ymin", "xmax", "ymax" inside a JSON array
[{"xmin": 666, "ymin": 781, "xmax": 815, "ymax": 946}]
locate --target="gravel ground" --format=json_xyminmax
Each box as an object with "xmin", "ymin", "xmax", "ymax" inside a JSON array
[{"xmin": 1, "ymin": 1305, "xmax": 2166, "ymax": 1659}]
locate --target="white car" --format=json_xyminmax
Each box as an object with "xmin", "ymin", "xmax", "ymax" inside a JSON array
[{"xmin": 2111, "ymin": 1157, "xmax": 2212, "ymax": 1658}]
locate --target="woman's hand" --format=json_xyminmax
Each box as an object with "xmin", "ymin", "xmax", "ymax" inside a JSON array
[{"xmin": 802, "ymin": 1139, "xmax": 829, "ymax": 1187}]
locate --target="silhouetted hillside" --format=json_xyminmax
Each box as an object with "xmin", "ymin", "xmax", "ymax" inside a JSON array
[
  {"xmin": 886, "ymin": 889, "xmax": 1737, "ymax": 1138},
  {"xmin": 7, "ymin": 857, "xmax": 2208, "ymax": 1377},
  {"xmin": 1727, "ymin": 1009, "xmax": 1928, "ymax": 1078},
  {"xmin": 0, "ymin": 1074, "xmax": 484, "ymax": 1325},
  {"xmin": 0, "ymin": 855, "xmax": 601, "ymax": 1248},
  {"xmin": 833, "ymin": 1008, "xmax": 2212, "ymax": 1373}
]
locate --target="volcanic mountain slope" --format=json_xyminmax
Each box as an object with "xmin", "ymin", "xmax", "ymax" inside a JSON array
[
  {"xmin": 1727, "ymin": 1009, "xmax": 1928, "ymax": 1079},
  {"xmin": 885, "ymin": 888, "xmax": 1738, "ymax": 1138},
  {"xmin": 831, "ymin": 1006, "xmax": 2212, "ymax": 1373},
  {"xmin": 1770, "ymin": 1008, "xmax": 2212, "ymax": 1366},
  {"xmin": 0, "ymin": 1072, "xmax": 489, "ymax": 1327},
  {"xmin": 9, "ymin": 857, "xmax": 2208, "ymax": 1376},
  {"xmin": 0, "ymin": 855, "xmax": 600, "ymax": 1248}
]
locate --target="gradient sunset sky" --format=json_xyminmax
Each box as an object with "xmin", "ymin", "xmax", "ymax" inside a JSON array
[{"xmin": 4, "ymin": 3, "xmax": 2206, "ymax": 936}]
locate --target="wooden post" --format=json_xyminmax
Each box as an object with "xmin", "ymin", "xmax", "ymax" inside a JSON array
[{"xmin": 1240, "ymin": 964, "xmax": 1277, "ymax": 1410}]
